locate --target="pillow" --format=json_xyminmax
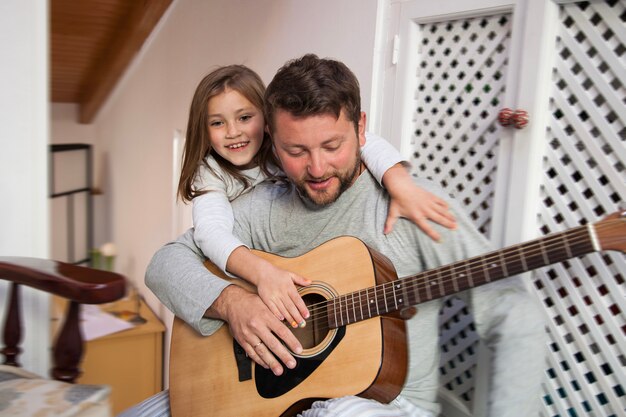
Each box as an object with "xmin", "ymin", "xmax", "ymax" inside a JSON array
[{"xmin": 0, "ymin": 365, "xmax": 112, "ymax": 417}]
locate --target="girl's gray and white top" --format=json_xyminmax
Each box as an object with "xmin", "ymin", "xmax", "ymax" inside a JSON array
[
  {"xmin": 147, "ymin": 171, "xmax": 545, "ymax": 417},
  {"xmin": 191, "ymin": 132, "xmax": 403, "ymax": 272}
]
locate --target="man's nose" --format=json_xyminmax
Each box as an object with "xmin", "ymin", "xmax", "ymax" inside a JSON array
[{"xmin": 307, "ymin": 153, "xmax": 326, "ymax": 178}]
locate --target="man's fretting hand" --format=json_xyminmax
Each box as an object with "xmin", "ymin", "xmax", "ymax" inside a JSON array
[{"xmin": 206, "ymin": 285, "xmax": 303, "ymax": 376}]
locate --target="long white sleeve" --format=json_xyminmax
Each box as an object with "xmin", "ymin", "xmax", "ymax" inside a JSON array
[
  {"xmin": 191, "ymin": 156, "xmax": 267, "ymax": 273},
  {"xmin": 193, "ymin": 190, "xmax": 246, "ymax": 273},
  {"xmin": 361, "ymin": 132, "xmax": 406, "ymax": 184}
]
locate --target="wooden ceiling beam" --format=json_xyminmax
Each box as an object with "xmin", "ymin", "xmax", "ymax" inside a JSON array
[{"xmin": 78, "ymin": 0, "xmax": 172, "ymax": 124}]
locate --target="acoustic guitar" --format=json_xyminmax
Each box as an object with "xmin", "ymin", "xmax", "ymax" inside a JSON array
[{"xmin": 170, "ymin": 211, "xmax": 626, "ymax": 417}]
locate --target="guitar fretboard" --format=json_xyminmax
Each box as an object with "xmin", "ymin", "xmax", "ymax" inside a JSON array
[{"xmin": 327, "ymin": 224, "xmax": 596, "ymax": 328}]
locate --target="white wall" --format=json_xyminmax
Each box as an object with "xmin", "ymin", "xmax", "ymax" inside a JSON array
[{"xmin": 0, "ymin": 0, "xmax": 50, "ymax": 375}]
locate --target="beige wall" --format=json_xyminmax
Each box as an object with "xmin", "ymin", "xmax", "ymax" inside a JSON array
[
  {"xmin": 50, "ymin": 103, "xmax": 113, "ymax": 260},
  {"xmin": 51, "ymin": 104, "xmax": 98, "ymax": 145}
]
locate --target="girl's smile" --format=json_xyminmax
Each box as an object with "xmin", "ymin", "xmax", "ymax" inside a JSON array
[{"xmin": 226, "ymin": 141, "xmax": 250, "ymax": 150}]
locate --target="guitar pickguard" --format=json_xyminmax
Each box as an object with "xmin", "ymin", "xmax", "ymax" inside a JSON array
[{"xmin": 255, "ymin": 326, "xmax": 346, "ymax": 398}]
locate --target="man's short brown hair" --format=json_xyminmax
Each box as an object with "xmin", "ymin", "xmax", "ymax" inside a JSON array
[{"xmin": 264, "ymin": 54, "xmax": 362, "ymax": 135}]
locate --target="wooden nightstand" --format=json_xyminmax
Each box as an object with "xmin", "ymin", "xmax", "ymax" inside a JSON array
[{"xmin": 76, "ymin": 298, "xmax": 165, "ymax": 415}]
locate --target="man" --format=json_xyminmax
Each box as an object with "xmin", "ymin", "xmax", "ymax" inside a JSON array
[{"xmin": 131, "ymin": 54, "xmax": 545, "ymax": 417}]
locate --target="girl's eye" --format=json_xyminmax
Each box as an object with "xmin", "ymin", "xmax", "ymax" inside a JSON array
[
  {"xmin": 240, "ymin": 114, "xmax": 253, "ymax": 122},
  {"xmin": 209, "ymin": 120, "xmax": 223, "ymax": 127}
]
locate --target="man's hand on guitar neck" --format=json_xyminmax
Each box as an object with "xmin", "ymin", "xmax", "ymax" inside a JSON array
[{"xmin": 205, "ymin": 285, "xmax": 303, "ymax": 376}]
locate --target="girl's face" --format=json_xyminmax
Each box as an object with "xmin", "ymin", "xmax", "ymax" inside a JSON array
[{"xmin": 207, "ymin": 88, "xmax": 265, "ymax": 169}]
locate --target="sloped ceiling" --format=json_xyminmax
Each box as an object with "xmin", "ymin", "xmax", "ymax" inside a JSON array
[{"xmin": 50, "ymin": 0, "xmax": 172, "ymax": 123}]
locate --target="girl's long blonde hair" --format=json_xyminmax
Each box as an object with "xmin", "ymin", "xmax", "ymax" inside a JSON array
[{"xmin": 178, "ymin": 65, "xmax": 277, "ymax": 202}]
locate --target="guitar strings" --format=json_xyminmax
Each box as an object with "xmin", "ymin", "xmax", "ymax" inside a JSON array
[
  {"xmin": 302, "ymin": 224, "xmax": 591, "ymax": 320},
  {"xmin": 298, "ymin": 227, "xmax": 589, "ymax": 332},
  {"xmin": 320, "ymin": 218, "xmax": 618, "ymax": 326},
  {"xmin": 294, "ymin": 221, "xmax": 616, "ymax": 333}
]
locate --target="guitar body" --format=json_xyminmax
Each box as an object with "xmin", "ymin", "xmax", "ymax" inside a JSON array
[{"xmin": 170, "ymin": 236, "xmax": 408, "ymax": 417}]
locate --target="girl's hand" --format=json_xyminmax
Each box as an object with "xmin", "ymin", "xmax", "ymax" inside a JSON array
[
  {"xmin": 255, "ymin": 263, "xmax": 311, "ymax": 328},
  {"xmin": 384, "ymin": 187, "xmax": 456, "ymax": 241},
  {"xmin": 382, "ymin": 164, "xmax": 456, "ymax": 241},
  {"xmin": 226, "ymin": 247, "xmax": 311, "ymax": 327}
]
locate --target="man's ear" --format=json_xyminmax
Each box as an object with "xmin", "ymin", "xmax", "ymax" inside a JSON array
[{"xmin": 358, "ymin": 112, "xmax": 367, "ymax": 147}]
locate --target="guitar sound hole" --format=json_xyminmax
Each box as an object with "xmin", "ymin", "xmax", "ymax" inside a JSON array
[{"xmin": 290, "ymin": 293, "xmax": 329, "ymax": 351}]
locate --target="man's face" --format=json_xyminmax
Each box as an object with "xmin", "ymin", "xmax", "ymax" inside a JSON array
[{"xmin": 272, "ymin": 109, "xmax": 366, "ymax": 206}]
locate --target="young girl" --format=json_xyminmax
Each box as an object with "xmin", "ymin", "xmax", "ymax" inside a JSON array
[{"xmin": 178, "ymin": 65, "xmax": 456, "ymax": 329}]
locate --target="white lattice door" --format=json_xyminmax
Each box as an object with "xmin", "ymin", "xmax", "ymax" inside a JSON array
[{"xmin": 376, "ymin": 0, "xmax": 625, "ymax": 416}]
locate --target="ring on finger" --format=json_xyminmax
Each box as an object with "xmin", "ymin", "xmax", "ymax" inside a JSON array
[{"xmin": 252, "ymin": 341, "xmax": 263, "ymax": 349}]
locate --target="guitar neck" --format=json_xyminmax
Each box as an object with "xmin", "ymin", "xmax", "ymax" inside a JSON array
[{"xmin": 328, "ymin": 223, "xmax": 599, "ymax": 328}]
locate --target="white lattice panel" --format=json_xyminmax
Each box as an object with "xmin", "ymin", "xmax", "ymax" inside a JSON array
[
  {"xmin": 410, "ymin": 13, "xmax": 512, "ymax": 237},
  {"xmin": 404, "ymin": 1, "xmax": 625, "ymax": 415},
  {"xmin": 408, "ymin": 12, "xmax": 513, "ymax": 408},
  {"xmin": 535, "ymin": 1, "xmax": 625, "ymax": 416},
  {"xmin": 438, "ymin": 297, "xmax": 480, "ymax": 403}
]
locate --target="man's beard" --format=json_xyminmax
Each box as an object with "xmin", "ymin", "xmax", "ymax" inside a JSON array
[{"xmin": 294, "ymin": 155, "xmax": 362, "ymax": 207}]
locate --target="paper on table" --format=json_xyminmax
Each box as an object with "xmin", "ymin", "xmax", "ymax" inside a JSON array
[{"xmin": 80, "ymin": 304, "xmax": 134, "ymax": 341}]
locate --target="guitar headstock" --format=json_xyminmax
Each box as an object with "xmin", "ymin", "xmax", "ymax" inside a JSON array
[{"xmin": 594, "ymin": 210, "xmax": 626, "ymax": 253}]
